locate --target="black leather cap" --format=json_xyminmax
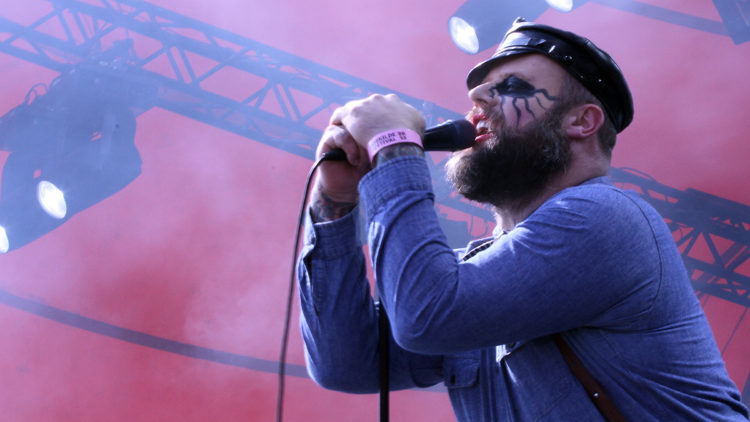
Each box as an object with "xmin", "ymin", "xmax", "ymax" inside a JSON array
[{"xmin": 466, "ymin": 18, "xmax": 633, "ymax": 133}]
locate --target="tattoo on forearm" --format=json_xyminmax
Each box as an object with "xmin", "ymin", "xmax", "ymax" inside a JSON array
[
  {"xmin": 373, "ymin": 143, "xmax": 424, "ymax": 167},
  {"xmin": 310, "ymin": 189, "xmax": 358, "ymax": 222},
  {"xmin": 309, "ymin": 143, "xmax": 423, "ymax": 222}
]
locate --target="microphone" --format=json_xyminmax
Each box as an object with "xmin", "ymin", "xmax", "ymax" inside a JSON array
[
  {"xmin": 421, "ymin": 119, "xmax": 477, "ymax": 151},
  {"xmin": 322, "ymin": 119, "xmax": 477, "ymax": 162}
]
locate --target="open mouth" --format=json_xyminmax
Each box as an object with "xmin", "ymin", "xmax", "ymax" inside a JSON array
[{"xmin": 472, "ymin": 113, "xmax": 494, "ymax": 144}]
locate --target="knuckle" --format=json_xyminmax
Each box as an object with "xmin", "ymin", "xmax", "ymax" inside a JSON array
[{"xmin": 349, "ymin": 103, "xmax": 364, "ymax": 116}]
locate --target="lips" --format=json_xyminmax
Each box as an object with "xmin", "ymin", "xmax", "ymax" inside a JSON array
[
  {"xmin": 474, "ymin": 132, "xmax": 494, "ymax": 144},
  {"xmin": 471, "ymin": 112, "xmax": 494, "ymax": 144}
]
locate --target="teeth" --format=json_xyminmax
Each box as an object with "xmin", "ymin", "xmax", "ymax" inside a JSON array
[{"xmin": 475, "ymin": 120, "xmax": 491, "ymax": 135}]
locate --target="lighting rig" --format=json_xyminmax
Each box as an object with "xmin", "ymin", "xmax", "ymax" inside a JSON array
[
  {"xmin": 0, "ymin": 41, "xmax": 158, "ymax": 253},
  {"xmin": 449, "ymin": 0, "xmax": 749, "ymax": 54},
  {"xmin": 0, "ymin": 0, "xmax": 747, "ymax": 309}
]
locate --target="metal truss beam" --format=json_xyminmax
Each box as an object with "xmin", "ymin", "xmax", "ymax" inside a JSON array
[
  {"xmin": 0, "ymin": 0, "xmax": 748, "ymax": 307},
  {"xmin": 4, "ymin": 0, "xmax": 464, "ymax": 155},
  {"xmin": 611, "ymin": 168, "xmax": 750, "ymax": 307}
]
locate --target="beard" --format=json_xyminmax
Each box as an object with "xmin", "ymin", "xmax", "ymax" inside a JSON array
[{"xmin": 445, "ymin": 105, "xmax": 572, "ymax": 208}]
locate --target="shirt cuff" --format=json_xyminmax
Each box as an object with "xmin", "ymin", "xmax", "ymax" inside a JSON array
[{"xmin": 359, "ymin": 156, "xmax": 433, "ymax": 219}]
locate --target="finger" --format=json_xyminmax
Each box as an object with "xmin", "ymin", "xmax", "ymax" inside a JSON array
[
  {"xmin": 330, "ymin": 106, "xmax": 345, "ymax": 126},
  {"xmin": 319, "ymin": 125, "xmax": 361, "ymax": 166},
  {"xmin": 331, "ymin": 125, "xmax": 363, "ymax": 166},
  {"xmin": 330, "ymin": 100, "xmax": 357, "ymax": 126},
  {"xmin": 316, "ymin": 125, "xmax": 342, "ymax": 161}
]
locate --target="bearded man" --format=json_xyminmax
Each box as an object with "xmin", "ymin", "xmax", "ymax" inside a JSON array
[{"xmin": 296, "ymin": 18, "xmax": 748, "ymax": 421}]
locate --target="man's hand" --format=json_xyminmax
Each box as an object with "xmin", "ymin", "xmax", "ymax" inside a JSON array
[
  {"xmin": 310, "ymin": 124, "xmax": 370, "ymax": 222},
  {"xmin": 331, "ymin": 94, "xmax": 426, "ymax": 150},
  {"xmin": 309, "ymin": 94, "xmax": 426, "ymax": 222}
]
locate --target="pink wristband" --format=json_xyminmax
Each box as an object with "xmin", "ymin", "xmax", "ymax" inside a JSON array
[{"xmin": 367, "ymin": 128, "xmax": 423, "ymax": 163}]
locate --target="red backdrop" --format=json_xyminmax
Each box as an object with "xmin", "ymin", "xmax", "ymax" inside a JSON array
[{"xmin": 1, "ymin": 0, "xmax": 748, "ymax": 420}]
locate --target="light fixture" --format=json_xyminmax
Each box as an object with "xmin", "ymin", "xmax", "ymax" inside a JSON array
[
  {"xmin": 545, "ymin": 0, "xmax": 588, "ymax": 13},
  {"xmin": 35, "ymin": 116, "xmax": 142, "ymax": 221},
  {"xmin": 37, "ymin": 180, "xmax": 67, "ymax": 219},
  {"xmin": 0, "ymin": 58, "xmax": 150, "ymax": 253},
  {"xmin": 448, "ymin": 0, "xmax": 552, "ymax": 54},
  {"xmin": 0, "ymin": 170, "xmax": 60, "ymax": 253},
  {"xmin": 0, "ymin": 109, "xmax": 141, "ymax": 253},
  {"xmin": 0, "ymin": 226, "xmax": 8, "ymax": 253},
  {"xmin": 449, "ymin": 16, "xmax": 481, "ymax": 54},
  {"xmin": 546, "ymin": 0, "xmax": 574, "ymax": 13}
]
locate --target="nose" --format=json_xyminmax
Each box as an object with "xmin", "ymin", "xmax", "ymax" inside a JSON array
[{"xmin": 468, "ymin": 81, "xmax": 496, "ymax": 108}]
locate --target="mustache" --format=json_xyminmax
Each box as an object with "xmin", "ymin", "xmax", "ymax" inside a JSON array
[{"xmin": 465, "ymin": 108, "xmax": 504, "ymax": 133}]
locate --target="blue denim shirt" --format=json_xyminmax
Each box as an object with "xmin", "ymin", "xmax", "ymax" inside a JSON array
[{"xmin": 298, "ymin": 156, "xmax": 748, "ymax": 421}]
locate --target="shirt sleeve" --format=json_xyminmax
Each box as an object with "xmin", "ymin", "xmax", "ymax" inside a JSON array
[
  {"xmin": 296, "ymin": 205, "xmax": 443, "ymax": 393},
  {"xmin": 359, "ymin": 156, "xmax": 660, "ymax": 354}
]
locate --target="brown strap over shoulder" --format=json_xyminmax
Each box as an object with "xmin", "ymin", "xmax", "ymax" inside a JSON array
[{"xmin": 552, "ymin": 333, "xmax": 628, "ymax": 422}]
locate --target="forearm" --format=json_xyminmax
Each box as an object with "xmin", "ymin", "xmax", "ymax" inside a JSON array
[
  {"xmin": 309, "ymin": 188, "xmax": 358, "ymax": 222},
  {"xmin": 297, "ymin": 208, "xmax": 442, "ymax": 392},
  {"xmin": 361, "ymin": 159, "xmax": 660, "ymax": 354},
  {"xmin": 359, "ymin": 157, "xmax": 466, "ymax": 352},
  {"xmin": 309, "ymin": 143, "xmax": 423, "ymax": 223}
]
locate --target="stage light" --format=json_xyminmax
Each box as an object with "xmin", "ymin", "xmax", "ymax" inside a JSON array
[
  {"xmin": 449, "ymin": 16, "xmax": 480, "ymax": 54},
  {"xmin": 0, "ymin": 174, "xmax": 59, "ymax": 253},
  {"xmin": 0, "ymin": 108, "xmax": 141, "ymax": 253},
  {"xmin": 37, "ymin": 180, "xmax": 67, "ymax": 219},
  {"xmin": 0, "ymin": 226, "xmax": 8, "ymax": 254},
  {"xmin": 0, "ymin": 54, "xmax": 152, "ymax": 253},
  {"xmin": 449, "ymin": 0, "xmax": 551, "ymax": 54},
  {"xmin": 546, "ymin": 0, "xmax": 575, "ymax": 12}
]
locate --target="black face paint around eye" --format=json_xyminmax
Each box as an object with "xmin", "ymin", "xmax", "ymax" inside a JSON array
[
  {"xmin": 488, "ymin": 76, "xmax": 561, "ymax": 125},
  {"xmin": 489, "ymin": 76, "xmax": 535, "ymax": 97}
]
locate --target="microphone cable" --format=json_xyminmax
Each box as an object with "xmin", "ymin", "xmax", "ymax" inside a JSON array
[
  {"xmin": 276, "ymin": 149, "xmax": 346, "ymax": 422},
  {"xmin": 274, "ymin": 120, "xmax": 477, "ymax": 419}
]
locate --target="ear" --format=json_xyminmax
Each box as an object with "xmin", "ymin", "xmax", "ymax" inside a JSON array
[{"xmin": 563, "ymin": 104, "xmax": 605, "ymax": 140}]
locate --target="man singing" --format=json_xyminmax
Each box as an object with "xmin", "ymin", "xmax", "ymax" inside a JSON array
[{"xmin": 296, "ymin": 18, "xmax": 748, "ymax": 421}]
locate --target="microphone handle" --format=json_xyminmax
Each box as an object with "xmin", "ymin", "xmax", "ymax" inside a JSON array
[
  {"xmin": 320, "ymin": 119, "xmax": 476, "ymax": 162},
  {"xmin": 321, "ymin": 149, "xmax": 347, "ymax": 162}
]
